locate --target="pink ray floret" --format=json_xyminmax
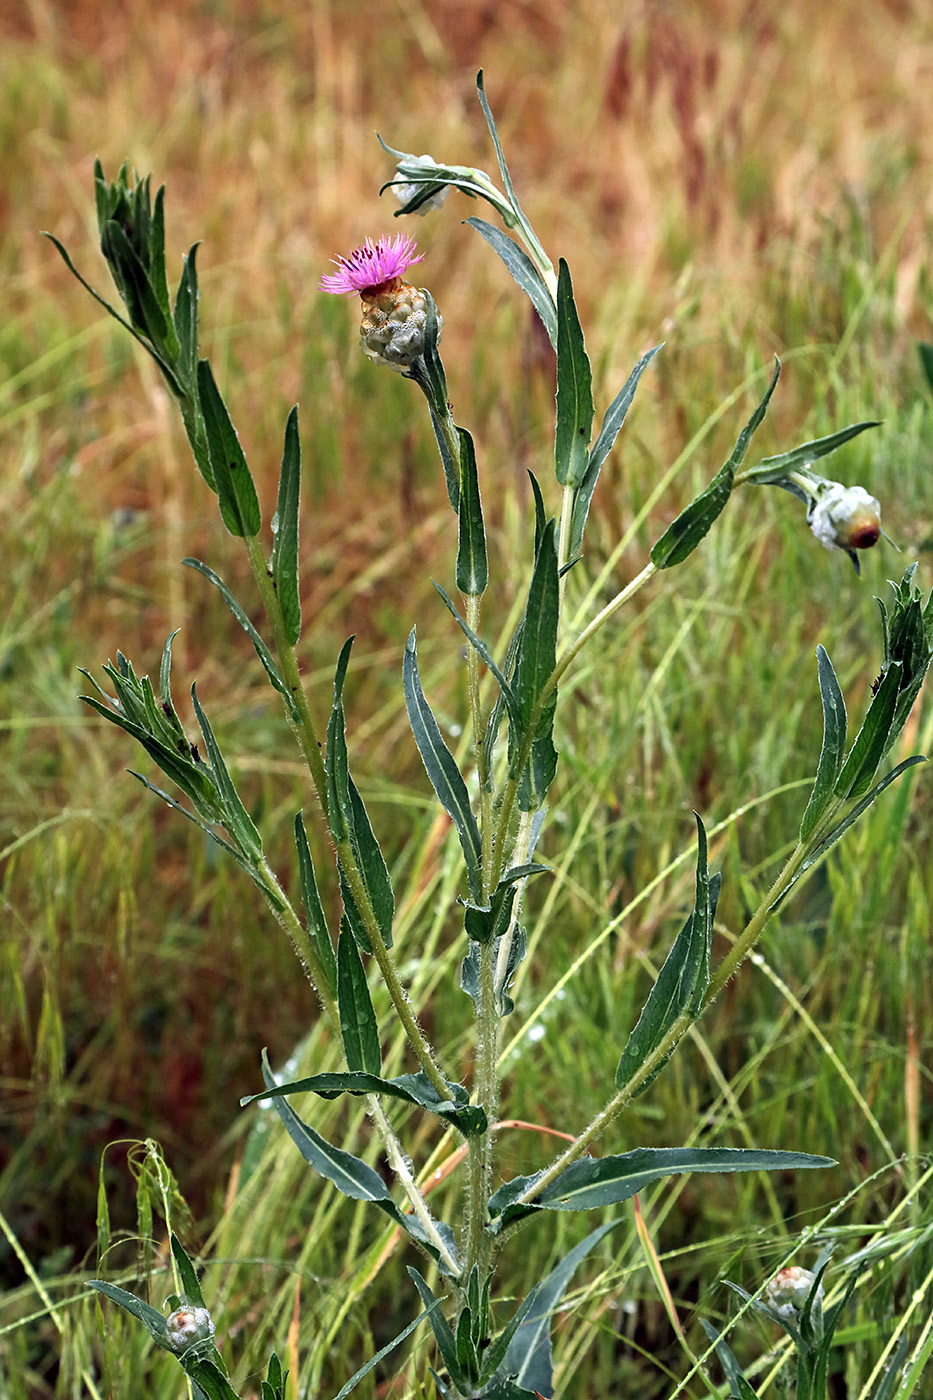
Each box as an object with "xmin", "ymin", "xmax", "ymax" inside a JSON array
[{"xmin": 320, "ymin": 234, "xmax": 424, "ymax": 295}]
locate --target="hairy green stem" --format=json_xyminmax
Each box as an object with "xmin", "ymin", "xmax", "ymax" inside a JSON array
[{"xmin": 465, "ymin": 592, "xmax": 495, "ymax": 893}]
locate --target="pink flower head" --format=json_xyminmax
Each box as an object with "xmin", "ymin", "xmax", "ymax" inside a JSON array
[{"xmin": 320, "ymin": 234, "xmax": 424, "ymax": 296}]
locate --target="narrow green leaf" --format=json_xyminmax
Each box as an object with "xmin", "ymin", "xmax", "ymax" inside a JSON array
[
  {"xmin": 99, "ymin": 217, "xmax": 176, "ymax": 354},
  {"xmin": 170, "ymin": 1233, "xmax": 205, "ymax": 1308},
  {"xmin": 615, "ymin": 817, "xmax": 719, "ymax": 1094},
  {"xmin": 337, "ymin": 923, "xmax": 381, "ymax": 1075},
  {"xmin": 149, "ymin": 185, "xmax": 173, "ymax": 322},
  {"xmin": 261, "ymin": 1054, "xmax": 460, "ymax": 1272},
  {"xmin": 408, "ymin": 1269, "xmax": 463, "ymax": 1387},
  {"xmin": 245, "ymin": 1069, "xmax": 487, "ymax": 1136},
  {"xmin": 699, "ymin": 1319, "xmax": 758, "ymax": 1399},
  {"xmin": 571, "ymin": 344, "xmax": 663, "ymax": 558},
  {"xmin": 44, "ymin": 232, "xmax": 187, "ymax": 397},
  {"xmin": 464, "ymin": 218, "xmax": 557, "ymax": 346},
  {"xmin": 342, "ymin": 776, "xmax": 395, "ymax": 951},
  {"xmin": 512, "ymin": 519, "xmax": 560, "ymax": 808},
  {"xmin": 269, "ymin": 407, "xmax": 302, "ymax": 644},
  {"xmin": 294, "ymin": 814, "xmax": 337, "ymax": 996},
  {"xmin": 834, "ymin": 661, "xmax": 902, "ymax": 801},
  {"xmin": 181, "ymin": 1360, "xmax": 240, "ymax": 1400},
  {"xmin": 173, "ymin": 242, "xmax": 202, "ymax": 392},
  {"xmin": 85, "ymin": 1280, "xmax": 170, "ymax": 1346},
  {"xmin": 528, "ymin": 471, "xmax": 547, "ymax": 558},
  {"xmin": 456, "ymin": 427, "xmax": 488, "ymax": 597},
  {"xmin": 197, "ymin": 359, "xmax": 262, "ymax": 537},
  {"xmin": 800, "ymin": 646, "xmax": 848, "ymax": 842},
  {"xmin": 742, "ymin": 420, "xmax": 882, "ymax": 487},
  {"xmin": 919, "ymin": 342, "xmax": 933, "ymax": 397},
  {"xmin": 651, "ymin": 359, "xmax": 780, "ymax": 569},
  {"xmin": 183, "ymin": 559, "xmax": 298, "ymax": 718},
  {"xmin": 455, "ymin": 1307, "xmax": 480, "ymax": 1384},
  {"xmin": 426, "ymin": 402, "xmax": 460, "ymax": 512},
  {"xmin": 463, "ymin": 864, "xmax": 549, "ymax": 944},
  {"xmin": 326, "ymin": 638, "xmax": 356, "ymax": 845},
  {"xmin": 475, "ymin": 71, "xmax": 534, "ymax": 239},
  {"xmin": 500, "ymin": 1221, "xmax": 617, "ymax": 1395},
  {"xmin": 190, "ymin": 685, "xmax": 263, "ymax": 861},
  {"xmin": 404, "ymin": 630, "xmax": 483, "ymax": 903},
  {"xmin": 431, "ymin": 581, "xmax": 521, "ymax": 729},
  {"xmin": 777, "ymin": 756, "xmax": 927, "ymax": 908},
  {"xmin": 554, "ymin": 259, "xmax": 594, "ymax": 488},
  {"xmin": 487, "ymin": 1147, "xmax": 835, "ymax": 1233},
  {"xmin": 126, "ymin": 773, "xmax": 268, "ymax": 896},
  {"xmin": 330, "ymin": 1307, "xmax": 437, "ymax": 1400}
]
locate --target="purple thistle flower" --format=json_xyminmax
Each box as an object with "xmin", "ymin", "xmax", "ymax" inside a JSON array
[{"xmin": 320, "ymin": 234, "xmax": 424, "ymax": 296}]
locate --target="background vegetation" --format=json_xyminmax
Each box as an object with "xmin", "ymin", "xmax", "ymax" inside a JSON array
[{"xmin": 1, "ymin": 1, "xmax": 931, "ymax": 1396}]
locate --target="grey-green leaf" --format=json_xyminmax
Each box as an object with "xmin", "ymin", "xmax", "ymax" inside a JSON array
[
  {"xmin": 500, "ymin": 1221, "xmax": 617, "ymax": 1394},
  {"xmin": 330, "ymin": 1307, "xmax": 437, "ymax": 1400},
  {"xmin": 799, "ymin": 646, "xmax": 848, "ymax": 843},
  {"xmin": 571, "ymin": 344, "xmax": 663, "ymax": 558},
  {"xmin": 294, "ymin": 813, "xmax": 337, "ymax": 996},
  {"xmin": 487, "ymin": 1147, "xmax": 835, "ymax": 1233},
  {"xmin": 456, "ymin": 427, "xmax": 488, "ymax": 597},
  {"xmin": 465, "ymin": 218, "xmax": 557, "ymax": 346},
  {"xmin": 337, "ymin": 923, "xmax": 381, "ymax": 1075},
  {"xmin": 244, "ymin": 1069, "xmax": 486, "ymax": 1136},
  {"xmin": 197, "ymin": 359, "xmax": 262, "ymax": 537},
  {"xmin": 651, "ymin": 359, "xmax": 780, "ymax": 569},
  {"xmin": 741, "ymin": 420, "xmax": 881, "ymax": 488},
  {"xmin": 183, "ymin": 558, "xmax": 297, "ymax": 719},
  {"xmin": 170, "ymin": 1233, "xmax": 205, "ymax": 1308},
  {"xmin": 271, "ymin": 406, "xmax": 302, "ymax": 645},
  {"xmin": 86, "ymin": 1280, "xmax": 170, "ymax": 1347},
  {"xmin": 615, "ymin": 816, "xmax": 719, "ymax": 1094},
  {"xmin": 554, "ymin": 259, "xmax": 594, "ymax": 489},
  {"xmin": 834, "ymin": 661, "xmax": 902, "ymax": 801},
  {"xmin": 190, "ymin": 685, "xmax": 263, "ymax": 861},
  {"xmin": 404, "ymin": 630, "xmax": 483, "ymax": 903}
]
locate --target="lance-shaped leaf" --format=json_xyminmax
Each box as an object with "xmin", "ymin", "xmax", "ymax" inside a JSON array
[
  {"xmin": 487, "ymin": 1147, "xmax": 835, "ymax": 1233},
  {"xmin": 699, "ymin": 1319, "xmax": 759, "ymax": 1399},
  {"xmin": 462, "ymin": 922, "xmax": 527, "ymax": 1019},
  {"xmin": 173, "ymin": 242, "xmax": 202, "ymax": 395},
  {"xmin": 99, "ymin": 217, "xmax": 178, "ymax": 359},
  {"xmin": 465, "ymin": 218, "xmax": 557, "ymax": 346},
  {"xmin": 833, "ymin": 661, "xmax": 902, "ymax": 802},
  {"xmin": 190, "ymin": 685, "xmax": 263, "ymax": 862},
  {"xmin": 875, "ymin": 566, "xmax": 933, "ymax": 760},
  {"xmin": 775, "ymin": 754, "xmax": 927, "ymax": 910},
  {"xmin": 329, "ymin": 1306, "xmax": 439, "ymax": 1400},
  {"xmin": 337, "ymin": 922, "xmax": 381, "ymax": 1076},
  {"xmin": 197, "ymin": 359, "xmax": 262, "ymax": 538},
  {"xmin": 651, "ymin": 359, "xmax": 781, "ymax": 569},
  {"xmin": 740, "ymin": 420, "xmax": 881, "ymax": 489},
  {"xmin": 615, "ymin": 816, "xmax": 720, "ymax": 1094},
  {"xmin": 170, "ymin": 1233, "xmax": 206, "ymax": 1308},
  {"xmin": 570, "ymin": 344, "xmax": 663, "ymax": 559},
  {"xmin": 511, "ymin": 520, "xmax": 560, "ymax": 809},
  {"xmin": 259, "ymin": 1053, "xmax": 459, "ymax": 1273},
  {"xmin": 497, "ymin": 1221, "xmax": 618, "ymax": 1395},
  {"xmin": 404, "ymin": 629, "xmax": 483, "ymax": 903},
  {"xmin": 463, "ymin": 864, "xmax": 549, "ymax": 944},
  {"xmin": 244, "ymin": 1068, "xmax": 486, "ymax": 1137},
  {"xmin": 799, "ymin": 646, "xmax": 848, "ymax": 843},
  {"xmin": 271, "ymin": 406, "xmax": 302, "ymax": 645},
  {"xmin": 183, "ymin": 559, "xmax": 298, "ymax": 719},
  {"xmin": 408, "ymin": 1269, "xmax": 464, "ymax": 1388},
  {"xmin": 294, "ymin": 814, "xmax": 337, "ymax": 996},
  {"xmin": 456, "ymin": 427, "xmax": 488, "ymax": 597},
  {"xmin": 554, "ymin": 259, "xmax": 594, "ymax": 489},
  {"xmin": 326, "ymin": 640, "xmax": 395, "ymax": 951},
  {"xmin": 86, "ymin": 1279, "xmax": 171, "ymax": 1348},
  {"xmin": 432, "ymin": 581, "xmax": 521, "ymax": 732},
  {"xmin": 181, "ymin": 1359, "xmax": 240, "ymax": 1400}
]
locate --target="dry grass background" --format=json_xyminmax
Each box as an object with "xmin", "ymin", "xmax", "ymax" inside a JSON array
[{"xmin": 2, "ymin": 1, "xmax": 933, "ymax": 1395}]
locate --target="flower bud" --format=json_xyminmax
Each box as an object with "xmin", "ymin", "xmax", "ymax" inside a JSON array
[
  {"xmin": 165, "ymin": 1303, "xmax": 215, "ymax": 1353},
  {"xmin": 392, "ymin": 155, "xmax": 451, "ymax": 215},
  {"xmin": 359, "ymin": 281, "xmax": 441, "ymax": 370},
  {"xmin": 808, "ymin": 483, "xmax": 881, "ymax": 554},
  {"xmin": 764, "ymin": 1265, "xmax": 823, "ymax": 1323}
]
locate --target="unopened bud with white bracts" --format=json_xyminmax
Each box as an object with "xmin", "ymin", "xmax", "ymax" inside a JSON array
[
  {"xmin": 165, "ymin": 1302, "xmax": 216, "ymax": 1353},
  {"xmin": 391, "ymin": 155, "xmax": 451, "ymax": 216},
  {"xmin": 808, "ymin": 482, "xmax": 882, "ymax": 554},
  {"xmin": 764, "ymin": 1265, "xmax": 823, "ymax": 1324}
]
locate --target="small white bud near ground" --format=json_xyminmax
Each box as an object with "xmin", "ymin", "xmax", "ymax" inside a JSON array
[
  {"xmin": 764, "ymin": 1265, "xmax": 823, "ymax": 1323},
  {"xmin": 165, "ymin": 1303, "xmax": 216, "ymax": 1353},
  {"xmin": 808, "ymin": 483, "xmax": 882, "ymax": 554}
]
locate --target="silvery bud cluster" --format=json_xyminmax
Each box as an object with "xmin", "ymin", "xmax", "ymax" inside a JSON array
[
  {"xmin": 359, "ymin": 283, "xmax": 442, "ymax": 371},
  {"xmin": 808, "ymin": 482, "xmax": 881, "ymax": 554},
  {"xmin": 165, "ymin": 1302, "xmax": 216, "ymax": 1353},
  {"xmin": 764, "ymin": 1265, "xmax": 823, "ymax": 1323},
  {"xmin": 391, "ymin": 155, "xmax": 451, "ymax": 216}
]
